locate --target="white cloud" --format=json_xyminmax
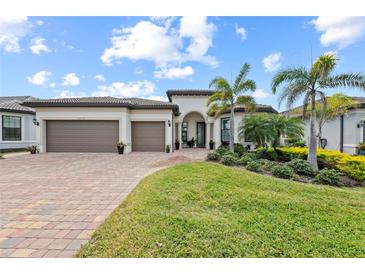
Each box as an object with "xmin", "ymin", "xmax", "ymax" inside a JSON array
[
  {"xmin": 144, "ymin": 95, "xmax": 168, "ymax": 102},
  {"xmin": 36, "ymin": 20, "xmax": 44, "ymax": 26},
  {"xmin": 179, "ymin": 16, "xmax": 218, "ymax": 67},
  {"xmin": 252, "ymin": 89, "xmax": 270, "ymax": 99},
  {"xmin": 262, "ymin": 52, "xmax": 282, "ymax": 72},
  {"xmin": 0, "ymin": 16, "xmax": 30, "ymax": 53},
  {"xmin": 235, "ymin": 24, "xmax": 247, "ymax": 40},
  {"xmin": 154, "ymin": 66, "xmax": 194, "ymax": 79},
  {"xmin": 26, "ymin": 71, "xmax": 51, "ymax": 86},
  {"xmin": 30, "ymin": 37, "xmax": 50, "ymax": 55},
  {"xmin": 101, "ymin": 16, "xmax": 217, "ymax": 69},
  {"xmin": 134, "ymin": 67, "xmax": 143, "ymax": 74},
  {"xmin": 49, "ymin": 82, "xmax": 56, "ymax": 88},
  {"xmin": 311, "ymin": 17, "xmax": 365, "ymax": 49},
  {"xmin": 94, "ymin": 74, "xmax": 105, "ymax": 82},
  {"xmin": 59, "ymin": 90, "xmax": 87, "ymax": 98},
  {"xmin": 62, "ymin": 73, "xmax": 80, "ymax": 86},
  {"xmin": 92, "ymin": 80, "xmax": 155, "ymax": 98}
]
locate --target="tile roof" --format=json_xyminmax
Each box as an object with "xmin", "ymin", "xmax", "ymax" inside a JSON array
[
  {"xmin": 166, "ymin": 89, "xmax": 214, "ymax": 101},
  {"xmin": 281, "ymin": 96, "xmax": 365, "ymax": 116},
  {"xmin": 22, "ymin": 96, "xmax": 179, "ymax": 111},
  {"xmin": 0, "ymin": 96, "xmax": 36, "ymax": 114}
]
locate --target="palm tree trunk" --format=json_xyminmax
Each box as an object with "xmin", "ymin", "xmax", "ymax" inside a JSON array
[
  {"xmin": 308, "ymin": 93, "xmax": 318, "ymax": 170},
  {"xmin": 229, "ymin": 106, "xmax": 235, "ymax": 152}
]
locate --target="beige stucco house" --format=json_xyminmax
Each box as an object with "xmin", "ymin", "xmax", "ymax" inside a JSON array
[
  {"xmin": 286, "ymin": 97, "xmax": 365, "ymax": 155},
  {"xmin": 23, "ymin": 90, "xmax": 277, "ymax": 153}
]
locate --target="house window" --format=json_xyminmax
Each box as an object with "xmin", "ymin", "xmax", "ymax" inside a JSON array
[
  {"xmin": 2, "ymin": 115, "xmax": 21, "ymax": 141},
  {"xmin": 221, "ymin": 118, "xmax": 230, "ymax": 143},
  {"xmin": 181, "ymin": 122, "xmax": 188, "ymax": 143}
]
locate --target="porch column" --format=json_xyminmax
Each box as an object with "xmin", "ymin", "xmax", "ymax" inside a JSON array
[
  {"xmin": 177, "ymin": 122, "xmax": 182, "ymax": 143},
  {"xmin": 206, "ymin": 123, "xmax": 211, "ymax": 149}
]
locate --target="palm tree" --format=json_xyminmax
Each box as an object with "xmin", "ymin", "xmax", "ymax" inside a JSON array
[
  {"xmin": 239, "ymin": 113, "xmax": 304, "ymax": 150},
  {"xmin": 272, "ymin": 53, "xmax": 365, "ymax": 170},
  {"xmin": 207, "ymin": 63, "xmax": 256, "ymax": 152}
]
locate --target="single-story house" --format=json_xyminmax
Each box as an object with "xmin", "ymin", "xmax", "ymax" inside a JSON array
[
  {"xmin": 22, "ymin": 90, "xmax": 277, "ymax": 153},
  {"xmin": 285, "ymin": 96, "xmax": 365, "ymax": 155},
  {"xmin": 0, "ymin": 96, "xmax": 37, "ymax": 151}
]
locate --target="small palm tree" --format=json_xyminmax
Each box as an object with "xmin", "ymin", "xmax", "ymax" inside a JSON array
[
  {"xmin": 207, "ymin": 63, "xmax": 256, "ymax": 152},
  {"xmin": 272, "ymin": 53, "xmax": 365, "ymax": 170},
  {"xmin": 239, "ymin": 113, "xmax": 304, "ymax": 150}
]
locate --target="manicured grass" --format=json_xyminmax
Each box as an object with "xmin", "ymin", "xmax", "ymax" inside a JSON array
[{"xmin": 77, "ymin": 162, "xmax": 365, "ymax": 258}]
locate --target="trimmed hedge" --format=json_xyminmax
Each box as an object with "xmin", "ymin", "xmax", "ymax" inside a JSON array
[
  {"xmin": 246, "ymin": 161, "xmax": 262, "ymax": 172},
  {"xmin": 271, "ymin": 165, "xmax": 294, "ymax": 179},
  {"xmin": 207, "ymin": 151, "xmax": 221, "ymax": 161},
  {"xmin": 221, "ymin": 154, "xmax": 239, "ymax": 166},
  {"xmin": 315, "ymin": 168, "xmax": 341, "ymax": 187},
  {"xmin": 257, "ymin": 147, "xmax": 365, "ymax": 181},
  {"xmin": 286, "ymin": 159, "xmax": 316, "ymax": 177}
]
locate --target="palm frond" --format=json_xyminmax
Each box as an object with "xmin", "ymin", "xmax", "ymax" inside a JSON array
[
  {"xmin": 233, "ymin": 63, "xmax": 250, "ymax": 91},
  {"xmin": 236, "ymin": 95, "xmax": 256, "ymax": 112},
  {"xmin": 206, "ymin": 92, "xmax": 225, "ymax": 107},
  {"xmin": 237, "ymin": 79, "xmax": 256, "ymax": 94},
  {"xmin": 310, "ymin": 53, "xmax": 337, "ymax": 80},
  {"xmin": 209, "ymin": 77, "xmax": 232, "ymax": 93},
  {"xmin": 271, "ymin": 67, "xmax": 309, "ymax": 94},
  {"xmin": 323, "ymin": 73, "xmax": 365, "ymax": 90}
]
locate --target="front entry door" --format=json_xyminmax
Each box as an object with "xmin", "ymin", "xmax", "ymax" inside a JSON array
[{"xmin": 196, "ymin": 122, "xmax": 206, "ymax": 148}]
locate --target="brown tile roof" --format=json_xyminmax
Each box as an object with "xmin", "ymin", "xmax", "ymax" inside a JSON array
[
  {"xmin": 0, "ymin": 96, "xmax": 36, "ymax": 114},
  {"xmin": 166, "ymin": 89, "xmax": 214, "ymax": 101},
  {"xmin": 281, "ymin": 96, "xmax": 365, "ymax": 116},
  {"xmin": 22, "ymin": 96, "xmax": 179, "ymax": 111}
]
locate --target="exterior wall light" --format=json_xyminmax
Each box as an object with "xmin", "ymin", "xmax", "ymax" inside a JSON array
[{"xmin": 33, "ymin": 118, "xmax": 40, "ymax": 126}]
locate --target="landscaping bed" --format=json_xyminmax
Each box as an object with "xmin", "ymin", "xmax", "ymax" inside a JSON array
[
  {"xmin": 207, "ymin": 146, "xmax": 364, "ymax": 187},
  {"xmin": 77, "ymin": 162, "xmax": 365, "ymax": 257}
]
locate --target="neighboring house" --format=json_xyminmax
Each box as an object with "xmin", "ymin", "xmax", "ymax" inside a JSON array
[
  {"xmin": 0, "ymin": 96, "xmax": 37, "ymax": 151},
  {"xmin": 22, "ymin": 90, "xmax": 277, "ymax": 153},
  {"xmin": 285, "ymin": 97, "xmax": 365, "ymax": 155}
]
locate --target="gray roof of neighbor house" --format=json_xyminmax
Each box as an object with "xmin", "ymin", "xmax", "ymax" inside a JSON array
[
  {"xmin": 0, "ymin": 96, "xmax": 36, "ymax": 114},
  {"xmin": 22, "ymin": 96, "xmax": 179, "ymax": 112},
  {"xmin": 281, "ymin": 96, "xmax": 365, "ymax": 117},
  {"xmin": 166, "ymin": 89, "xmax": 214, "ymax": 101},
  {"xmin": 166, "ymin": 89, "xmax": 277, "ymax": 114}
]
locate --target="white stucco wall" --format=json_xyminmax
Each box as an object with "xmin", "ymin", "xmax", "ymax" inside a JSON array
[
  {"xmin": 303, "ymin": 108, "xmax": 365, "ymax": 154},
  {"xmin": 34, "ymin": 107, "xmax": 173, "ymax": 153},
  {"xmin": 0, "ymin": 111, "xmax": 36, "ymax": 150}
]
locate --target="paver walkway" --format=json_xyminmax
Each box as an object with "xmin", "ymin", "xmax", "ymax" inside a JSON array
[{"xmin": 0, "ymin": 149, "xmax": 208, "ymax": 257}]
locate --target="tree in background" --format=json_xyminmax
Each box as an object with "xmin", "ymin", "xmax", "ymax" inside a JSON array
[
  {"xmin": 272, "ymin": 53, "xmax": 365, "ymax": 170},
  {"xmin": 207, "ymin": 63, "xmax": 256, "ymax": 152}
]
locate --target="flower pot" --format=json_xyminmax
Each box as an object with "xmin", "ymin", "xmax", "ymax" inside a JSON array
[
  {"xmin": 30, "ymin": 150, "xmax": 37, "ymax": 154},
  {"xmin": 117, "ymin": 146, "xmax": 124, "ymax": 154},
  {"xmin": 209, "ymin": 143, "xmax": 214, "ymax": 150},
  {"xmin": 175, "ymin": 143, "xmax": 180, "ymax": 150}
]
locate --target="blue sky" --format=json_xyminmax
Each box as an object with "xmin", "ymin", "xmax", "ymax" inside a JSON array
[{"xmin": 1, "ymin": 16, "xmax": 365, "ymax": 111}]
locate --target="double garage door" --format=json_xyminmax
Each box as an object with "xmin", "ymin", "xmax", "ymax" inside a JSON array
[{"xmin": 46, "ymin": 120, "xmax": 165, "ymax": 152}]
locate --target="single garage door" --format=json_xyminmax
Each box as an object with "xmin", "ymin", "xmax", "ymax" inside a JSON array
[
  {"xmin": 46, "ymin": 120, "xmax": 119, "ymax": 152},
  {"xmin": 132, "ymin": 122, "xmax": 165, "ymax": 152}
]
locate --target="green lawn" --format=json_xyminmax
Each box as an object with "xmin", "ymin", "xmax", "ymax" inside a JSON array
[{"xmin": 77, "ymin": 162, "xmax": 365, "ymax": 258}]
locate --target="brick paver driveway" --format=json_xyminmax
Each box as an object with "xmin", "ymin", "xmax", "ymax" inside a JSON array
[{"xmin": 0, "ymin": 149, "xmax": 207, "ymax": 258}]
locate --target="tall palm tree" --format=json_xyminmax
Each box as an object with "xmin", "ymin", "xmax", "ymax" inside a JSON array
[
  {"xmin": 207, "ymin": 63, "xmax": 256, "ymax": 152},
  {"xmin": 272, "ymin": 53, "xmax": 365, "ymax": 170}
]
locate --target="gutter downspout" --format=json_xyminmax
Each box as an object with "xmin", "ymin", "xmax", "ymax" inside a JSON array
[{"xmin": 340, "ymin": 115, "xmax": 344, "ymax": 153}]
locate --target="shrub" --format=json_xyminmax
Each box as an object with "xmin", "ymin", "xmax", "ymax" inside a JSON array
[
  {"xmin": 221, "ymin": 154, "xmax": 239, "ymax": 166},
  {"xmin": 237, "ymin": 155, "xmax": 253, "ymax": 166},
  {"xmin": 263, "ymin": 161, "xmax": 280, "ymax": 171},
  {"xmin": 242, "ymin": 152, "xmax": 260, "ymax": 161},
  {"xmin": 246, "ymin": 161, "xmax": 262, "ymax": 172},
  {"xmin": 256, "ymin": 147, "xmax": 278, "ymax": 161},
  {"xmin": 286, "ymin": 159, "xmax": 316, "ymax": 177},
  {"xmin": 271, "ymin": 165, "xmax": 294, "ymax": 179},
  {"xmin": 275, "ymin": 147, "xmax": 365, "ymax": 182},
  {"xmin": 234, "ymin": 143, "xmax": 247, "ymax": 157},
  {"xmin": 216, "ymin": 146, "xmax": 230, "ymax": 156},
  {"xmin": 285, "ymin": 138, "xmax": 306, "ymax": 147},
  {"xmin": 207, "ymin": 151, "xmax": 221, "ymax": 161},
  {"xmin": 315, "ymin": 168, "xmax": 341, "ymax": 186},
  {"xmin": 256, "ymin": 159, "xmax": 270, "ymax": 166}
]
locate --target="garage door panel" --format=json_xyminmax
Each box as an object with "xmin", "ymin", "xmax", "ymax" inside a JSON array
[
  {"xmin": 132, "ymin": 122, "xmax": 165, "ymax": 152},
  {"xmin": 46, "ymin": 120, "xmax": 118, "ymax": 153}
]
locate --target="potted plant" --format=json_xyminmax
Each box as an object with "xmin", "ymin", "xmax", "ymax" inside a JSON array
[
  {"xmin": 187, "ymin": 137, "xmax": 195, "ymax": 148},
  {"xmin": 357, "ymin": 142, "xmax": 365, "ymax": 155},
  {"xmin": 117, "ymin": 142, "xmax": 126, "ymax": 154},
  {"xmin": 209, "ymin": 140, "xmax": 215, "ymax": 150},
  {"xmin": 175, "ymin": 139, "xmax": 180, "ymax": 150},
  {"xmin": 166, "ymin": 145, "xmax": 171, "ymax": 153},
  {"xmin": 27, "ymin": 145, "xmax": 38, "ymax": 154}
]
